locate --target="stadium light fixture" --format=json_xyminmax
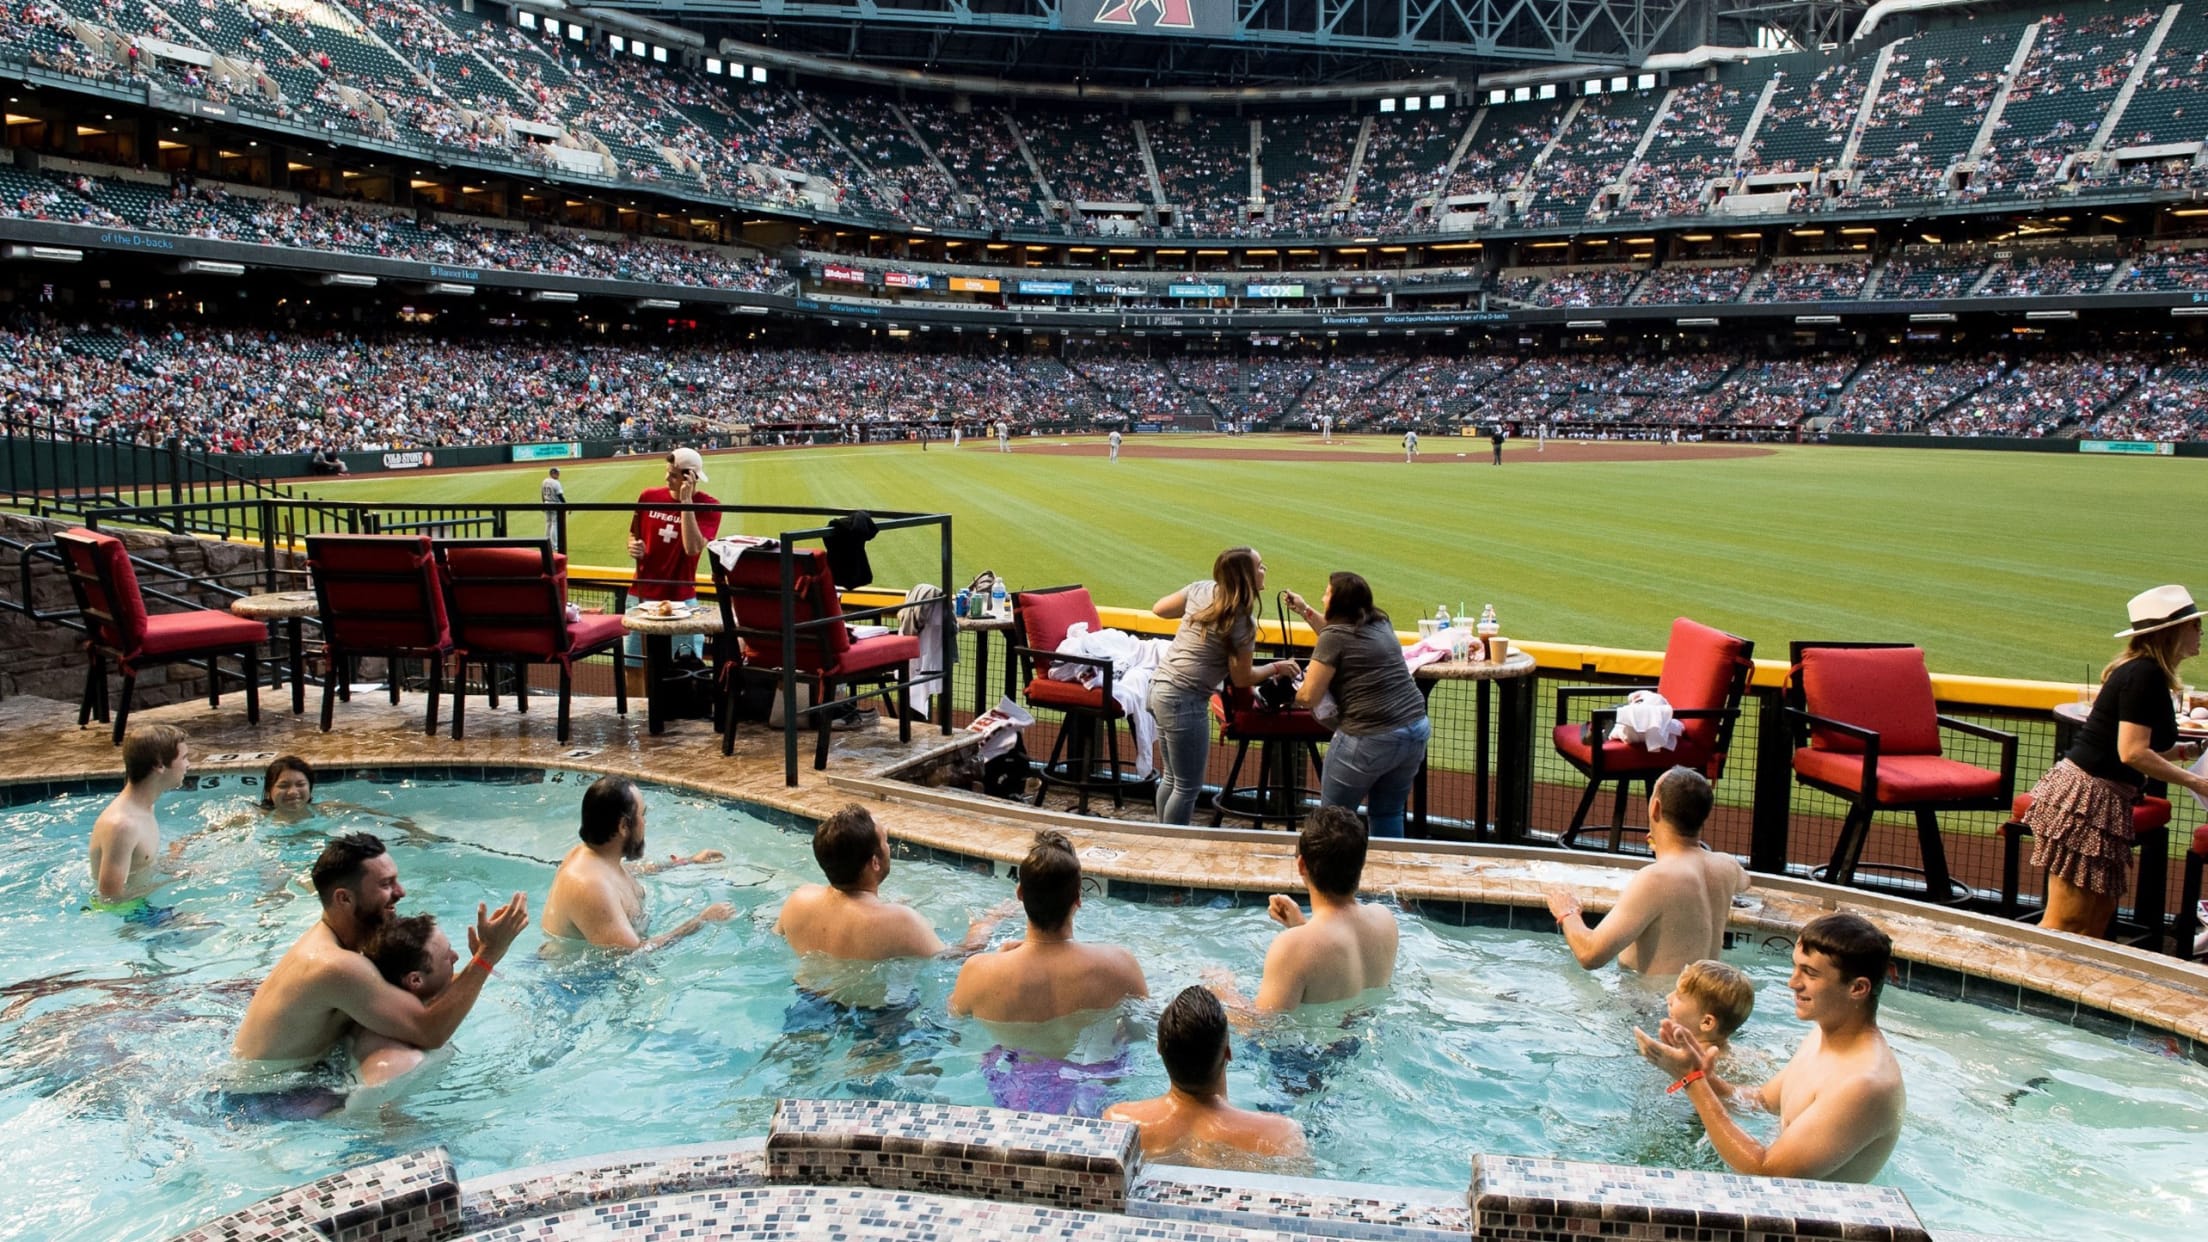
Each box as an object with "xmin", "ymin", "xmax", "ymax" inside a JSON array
[
  {"xmin": 2171, "ymin": 208, "xmax": 2208, "ymax": 217},
  {"xmin": 1513, "ymin": 87, "xmax": 1532, "ymax": 102},
  {"xmin": 6, "ymin": 245, "xmax": 82, "ymax": 262},
  {"xmin": 1380, "ymin": 98, "xmax": 1397, "ymax": 112},
  {"xmin": 2174, "ymin": 307, "xmax": 2208, "ymax": 317},
  {"xmin": 321, "ymin": 273, "xmax": 378, "ymax": 288},
  {"xmin": 1795, "ymin": 315, "xmax": 1840, "ymax": 325},
  {"xmin": 1429, "ymin": 95, "xmax": 1446, "ymax": 109},
  {"xmin": 751, "ymin": 67, "xmax": 767, "ymax": 83},
  {"xmin": 1488, "ymin": 89, "xmax": 1507, "ymax": 105},
  {"xmin": 1681, "ymin": 233, "xmax": 1713, "ymax": 241},
  {"xmin": 1840, "ymin": 227, "xmax": 1878, "ymax": 235},
  {"xmin": 706, "ymin": 58, "xmax": 722, "ymax": 74},
  {"xmin": 2025, "ymin": 310, "xmax": 2077, "ymax": 321},
  {"xmin": 1565, "ymin": 320, "xmax": 1606, "ymax": 329},
  {"xmin": 426, "ymin": 283, "xmax": 475, "ymax": 296},
  {"xmin": 530, "ymin": 290, "xmax": 580, "ymax": 302},
  {"xmin": 1537, "ymin": 84, "xmax": 1557, "ymax": 99},
  {"xmin": 1677, "ymin": 318, "xmax": 1719, "ymax": 327},
  {"xmin": 1405, "ymin": 97, "xmax": 1422, "ymax": 111},
  {"xmin": 1583, "ymin": 80, "xmax": 1602, "ymax": 96},
  {"xmin": 1909, "ymin": 313, "xmax": 1955, "ymax": 323}
]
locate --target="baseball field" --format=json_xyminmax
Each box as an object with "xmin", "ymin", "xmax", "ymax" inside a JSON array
[{"xmin": 296, "ymin": 433, "xmax": 2202, "ymax": 683}]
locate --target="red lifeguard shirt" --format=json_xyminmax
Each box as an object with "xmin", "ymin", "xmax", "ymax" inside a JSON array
[{"xmin": 629, "ymin": 486, "xmax": 721, "ymax": 601}]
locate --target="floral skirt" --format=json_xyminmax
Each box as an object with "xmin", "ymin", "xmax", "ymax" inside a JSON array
[{"xmin": 2020, "ymin": 759, "xmax": 2139, "ymax": 899}]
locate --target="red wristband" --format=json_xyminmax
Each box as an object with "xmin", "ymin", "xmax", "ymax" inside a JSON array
[
  {"xmin": 1667, "ymin": 1069, "xmax": 1706, "ymax": 1095},
  {"xmin": 470, "ymin": 954, "xmax": 495, "ymax": 977}
]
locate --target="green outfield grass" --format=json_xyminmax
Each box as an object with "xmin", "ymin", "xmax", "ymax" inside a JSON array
[{"xmin": 294, "ymin": 434, "xmax": 2202, "ymax": 683}]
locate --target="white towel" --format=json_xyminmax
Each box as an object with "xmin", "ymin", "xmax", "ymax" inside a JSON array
[
  {"xmin": 706, "ymin": 535, "xmax": 777, "ymax": 570},
  {"xmin": 1049, "ymin": 623, "xmax": 1170, "ymax": 779},
  {"xmin": 1608, "ymin": 690, "xmax": 1684, "ymax": 751},
  {"xmin": 902, "ymin": 583, "xmax": 951, "ymax": 718}
]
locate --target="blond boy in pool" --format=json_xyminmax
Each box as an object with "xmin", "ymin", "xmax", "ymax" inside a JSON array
[{"xmin": 88, "ymin": 724, "xmax": 190, "ymax": 903}]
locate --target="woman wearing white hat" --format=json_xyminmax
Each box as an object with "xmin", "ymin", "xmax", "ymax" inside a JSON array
[{"xmin": 2020, "ymin": 585, "xmax": 2208, "ymax": 936}]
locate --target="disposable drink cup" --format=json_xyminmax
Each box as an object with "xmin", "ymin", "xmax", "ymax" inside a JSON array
[{"xmin": 1486, "ymin": 636, "xmax": 1509, "ymax": 662}]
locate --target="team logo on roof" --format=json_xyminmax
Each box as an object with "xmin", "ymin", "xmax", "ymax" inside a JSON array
[{"xmin": 1093, "ymin": 0, "xmax": 1195, "ymax": 29}]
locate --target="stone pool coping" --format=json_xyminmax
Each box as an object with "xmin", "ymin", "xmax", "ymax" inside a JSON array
[{"xmin": 4, "ymin": 690, "xmax": 2206, "ymax": 1057}]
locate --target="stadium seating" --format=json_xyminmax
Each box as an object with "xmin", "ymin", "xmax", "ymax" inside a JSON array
[
  {"xmin": 1148, "ymin": 116, "xmax": 1255, "ymax": 234},
  {"xmin": 1352, "ymin": 111, "xmax": 1464, "ymax": 229},
  {"xmin": 1524, "ymin": 89, "xmax": 1665, "ymax": 226},
  {"xmin": 1622, "ymin": 70, "xmax": 1772, "ymax": 220},
  {"xmin": 1020, "ymin": 108, "xmax": 1151, "ymax": 207},
  {"xmin": 2108, "ymin": 0, "xmax": 2208, "ymax": 148},
  {"xmin": 1445, "ymin": 98, "xmax": 1570, "ymax": 206},
  {"xmin": 1747, "ymin": 55, "xmax": 1866, "ymax": 175},
  {"xmin": 1844, "ymin": 22, "xmax": 2018, "ymax": 207},
  {"xmin": 1259, "ymin": 114, "xmax": 1363, "ymax": 233},
  {"xmin": 1971, "ymin": 5, "xmax": 2156, "ymax": 201}
]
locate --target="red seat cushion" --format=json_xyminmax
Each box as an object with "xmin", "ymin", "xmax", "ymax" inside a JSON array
[
  {"xmin": 566, "ymin": 613, "xmax": 628, "ymax": 653},
  {"xmin": 1552, "ymin": 723, "xmax": 1692, "ymax": 775},
  {"xmin": 1013, "ymin": 588, "xmax": 1102, "ymax": 681},
  {"xmin": 1798, "ymin": 646, "xmax": 1942, "ymax": 756},
  {"xmin": 1024, "ymin": 676, "xmax": 1126, "ymax": 716},
  {"xmin": 60, "ymin": 528, "xmax": 150, "ymax": 656},
  {"xmin": 833, "ymin": 633, "xmax": 921, "ymax": 679},
  {"xmin": 1222, "ymin": 705, "xmax": 1330, "ymax": 739},
  {"xmin": 137, "ymin": 609, "xmax": 268, "ymax": 658},
  {"xmin": 1656, "ymin": 617, "xmax": 1749, "ymax": 756},
  {"xmin": 2011, "ymin": 792, "xmax": 2172, "ymax": 834},
  {"xmin": 718, "ymin": 549, "xmax": 853, "ymax": 670},
  {"xmin": 1793, "ymin": 749, "xmax": 2001, "ymax": 804},
  {"xmin": 310, "ymin": 535, "xmax": 451, "ymax": 652},
  {"xmin": 2193, "ymin": 823, "xmax": 2208, "ymax": 856}
]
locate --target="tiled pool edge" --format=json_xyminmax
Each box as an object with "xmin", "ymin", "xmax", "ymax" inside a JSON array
[{"xmin": 172, "ymin": 1099, "xmax": 2036, "ymax": 1242}]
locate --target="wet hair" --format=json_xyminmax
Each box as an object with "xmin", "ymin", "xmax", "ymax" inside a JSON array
[
  {"xmin": 361, "ymin": 913, "xmax": 437, "ymax": 987},
  {"xmin": 121, "ymin": 724, "xmax": 185, "ymax": 785},
  {"xmin": 1653, "ymin": 767, "xmax": 1714, "ymax": 837},
  {"xmin": 1298, "ymin": 806, "xmax": 1368, "ymax": 899},
  {"xmin": 1321, "ymin": 571, "xmax": 1388, "ymax": 629},
  {"xmin": 1798, "ymin": 911, "xmax": 1892, "ymax": 1012},
  {"xmin": 1157, "ymin": 986, "xmax": 1229, "ymax": 1092},
  {"xmin": 1193, "ymin": 546, "xmax": 1262, "ymax": 631},
  {"xmin": 814, "ymin": 804, "xmax": 882, "ymax": 887},
  {"xmin": 580, "ymin": 775, "xmax": 639, "ymax": 847},
  {"xmin": 310, "ymin": 832, "xmax": 387, "ymax": 906},
  {"xmin": 259, "ymin": 755, "xmax": 316, "ymax": 809},
  {"xmin": 1017, "ymin": 830, "xmax": 1082, "ymax": 933},
  {"xmin": 1676, "ymin": 960, "xmax": 1755, "ymax": 1039}
]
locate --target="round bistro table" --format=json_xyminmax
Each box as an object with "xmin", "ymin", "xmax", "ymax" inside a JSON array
[
  {"xmin": 1411, "ymin": 648, "xmax": 1540, "ymax": 841},
  {"xmin": 230, "ymin": 590, "xmax": 322, "ymax": 715},
  {"xmin": 621, "ymin": 606, "xmax": 726, "ymax": 735}
]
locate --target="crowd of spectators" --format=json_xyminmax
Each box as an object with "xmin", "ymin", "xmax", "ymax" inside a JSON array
[
  {"xmin": 1748, "ymin": 259, "xmax": 1869, "ymax": 302},
  {"xmin": 1530, "ymin": 267, "xmax": 1645, "ymax": 307},
  {"xmin": 1065, "ymin": 355, "xmax": 1214, "ymax": 423},
  {"xmin": 1631, "ymin": 266, "xmax": 1752, "ymax": 304},
  {"xmin": 1148, "ymin": 117, "xmax": 1255, "ymax": 236},
  {"xmin": 1879, "ymin": 254, "xmax": 1985, "ymax": 299},
  {"xmin": 2077, "ymin": 361, "xmax": 2208, "ymax": 440},
  {"xmin": 1259, "ymin": 117, "xmax": 1361, "ymax": 235},
  {"xmin": 1622, "ymin": 80, "xmax": 1752, "ymax": 220},
  {"xmin": 2117, "ymin": 245, "xmax": 2208, "ymax": 292},
  {"xmin": 1840, "ymin": 38, "xmax": 2005, "ymax": 206}
]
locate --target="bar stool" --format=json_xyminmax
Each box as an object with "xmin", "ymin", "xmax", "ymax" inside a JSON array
[
  {"xmin": 1208, "ymin": 684, "xmax": 1328, "ymax": 831},
  {"xmin": 2173, "ymin": 824, "xmax": 2208, "ymax": 960},
  {"xmin": 1997, "ymin": 791, "xmax": 2171, "ymax": 946}
]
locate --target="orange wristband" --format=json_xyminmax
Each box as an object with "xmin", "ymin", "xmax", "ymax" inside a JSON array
[
  {"xmin": 1667, "ymin": 1069, "xmax": 1706, "ymax": 1095},
  {"xmin": 470, "ymin": 954, "xmax": 495, "ymax": 977}
]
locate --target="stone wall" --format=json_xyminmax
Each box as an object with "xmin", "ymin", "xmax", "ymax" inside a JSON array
[{"xmin": 0, "ymin": 513, "xmax": 289, "ymax": 706}]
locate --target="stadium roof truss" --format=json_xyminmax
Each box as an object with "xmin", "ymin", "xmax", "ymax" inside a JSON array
[{"xmin": 602, "ymin": 0, "xmax": 1707, "ymax": 76}]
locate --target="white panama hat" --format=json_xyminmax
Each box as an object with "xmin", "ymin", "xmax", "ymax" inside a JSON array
[{"xmin": 2114, "ymin": 585, "xmax": 2199, "ymax": 638}]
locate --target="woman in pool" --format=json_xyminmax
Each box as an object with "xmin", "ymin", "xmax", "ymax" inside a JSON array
[
  {"xmin": 2020, "ymin": 585, "xmax": 2208, "ymax": 936},
  {"xmin": 1148, "ymin": 547, "xmax": 1299, "ymax": 825},
  {"xmin": 1287, "ymin": 572, "xmax": 1429, "ymax": 838},
  {"xmin": 260, "ymin": 756, "xmax": 316, "ymax": 818}
]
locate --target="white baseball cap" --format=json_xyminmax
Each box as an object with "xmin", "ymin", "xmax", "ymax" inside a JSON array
[{"xmin": 668, "ymin": 447, "xmax": 708, "ymax": 483}]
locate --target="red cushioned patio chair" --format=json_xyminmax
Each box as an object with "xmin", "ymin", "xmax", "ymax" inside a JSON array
[
  {"xmin": 306, "ymin": 534, "xmax": 453, "ymax": 735},
  {"xmin": 1785, "ymin": 641, "xmax": 2017, "ymax": 904},
  {"xmin": 55, "ymin": 527, "xmax": 264, "ymax": 745},
  {"xmin": 711, "ymin": 547, "xmax": 917, "ymax": 771},
  {"xmin": 1552, "ymin": 617, "xmax": 1755, "ymax": 853},
  {"xmin": 434, "ymin": 540, "xmax": 627, "ymax": 743},
  {"xmin": 1209, "ymin": 681, "xmax": 1330, "ymax": 830},
  {"xmin": 1010, "ymin": 585, "xmax": 1128, "ymax": 813},
  {"xmin": 2175, "ymin": 826, "xmax": 2208, "ymax": 961}
]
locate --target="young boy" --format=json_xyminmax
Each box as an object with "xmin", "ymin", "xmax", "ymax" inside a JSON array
[
  {"xmin": 1665, "ymin": 959, "xmax": 1755, "ymax": 1058},
  {"xmin": 88, "ymin": 724, "xmax": 190, "ymax": 906}
]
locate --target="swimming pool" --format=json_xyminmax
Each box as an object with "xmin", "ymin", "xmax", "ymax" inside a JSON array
[{"xmin": 1, "ymin": 771, "xmax": 2201, "ymax": 1241}]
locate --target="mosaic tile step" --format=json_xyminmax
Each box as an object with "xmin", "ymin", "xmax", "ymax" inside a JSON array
[
  {"xmin": 449, "ymin": 1184, "xmax": 1296, "ymax": 1242},
  {"xmin": 1471, "ymin": 1154, "xmax": 1930, "ymax": 1242},
  {"xmin": 767, "ymin": 1098, "xmax": 1143, "ymax": 1214},
  {"xmin": 1133, "ymin": 1165, "xmax": 1471, "ymax": 1242},
  {"xmin": 171, "ymin": 1147, "xmax": 459, "ymax": 1242},
  {"xmin": 460, "ymin": 1141, "xmax": 767, "ymax": 1235}
]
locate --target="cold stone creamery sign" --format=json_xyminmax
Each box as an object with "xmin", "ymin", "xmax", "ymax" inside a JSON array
[{"xmin": 1066, "ymin": 0, "xmax": 1233, "ymax": 37}]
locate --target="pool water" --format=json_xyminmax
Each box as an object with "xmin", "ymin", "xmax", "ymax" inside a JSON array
[{"xmin": 1, "ymin": 773, "xmax": 2203, "ymax": 1242}]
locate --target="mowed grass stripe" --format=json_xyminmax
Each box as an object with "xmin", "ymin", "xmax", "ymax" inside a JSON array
[{"xmin": 295, "ymin": 438, "xmax": 2201, "ymax": 681}]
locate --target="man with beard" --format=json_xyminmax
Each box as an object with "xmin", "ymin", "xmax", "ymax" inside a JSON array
[
  {"xmin": 540, "ymin": 776, "xmax": 733, "ymax": 950},
  {"xmin": 232, "ymin": 833, "xmax": 529, "ymax": 1065}
]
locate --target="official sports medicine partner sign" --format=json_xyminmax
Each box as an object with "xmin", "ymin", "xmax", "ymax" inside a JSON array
[{"xmin": 1065, "ymin": 0, "xmax": 1233, "ymax": 37}]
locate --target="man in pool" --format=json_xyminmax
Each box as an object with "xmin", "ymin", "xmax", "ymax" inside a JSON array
[
  {"xmin": 88, "ymin": 724, "xmax": 190, "ymax": 905},
  {"xmin": 1545, "ymin": 767, "xmax": 1748, "ymax": 977},
  {"xmin": 352, "ymin": 912, "xmax": 458, "ymax": 1090},
  {"xmin": 951, "ymin": 830, "xmax": 1148, "ymax": 1115},
  {"xmin": 1635, "ymin": 911, "xmax": 1905, "ymax": 1184},
  {"xmin": 232, "ymin": 832, "xmax": 528, "ymax": 1065},
  {"xmin": 1105, "ymin": 986, "xmax": 1307, "ymax": 1165},
  {"xmin": 1218, "ymin": 807, "xmax": 1398, "ymax": 1013},
  {"xmin": 774, "ymin": 804, "xmax": 1015, "ymax": 961},
  {"xmin": 540, "ymin": 776, "xmax": 733, "ymax": 951}
]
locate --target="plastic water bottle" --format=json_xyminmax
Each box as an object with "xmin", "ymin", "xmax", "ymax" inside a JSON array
[
  {"xmin": 1478, "ymin": 603, "xmax": 1499, "ymax": 637},
  {"xmin": 1436, "ymin": 604, "xmax": 1451, "ymax": 629},
  {"xmin": 991, "ymin": 580, "xmax": 1009, "ymax": 619}
]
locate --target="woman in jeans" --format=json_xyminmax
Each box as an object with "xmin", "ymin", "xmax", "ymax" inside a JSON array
[
  {"xmin": 1286, "ymin": 572, "xmax": 1430, "ymax": 838},
  {"xmin": 1148, "ymin": 547, "xmax": 1299, "ymax": 825}
]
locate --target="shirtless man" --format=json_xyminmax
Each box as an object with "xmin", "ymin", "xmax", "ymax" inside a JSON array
[
  {"xmin": 233, "ymin": 832, "xmax": 528, "ymax": 1064},
  {"xmin": 88, "ymin": 724, "xmax": 189, "ymax": 903},
  {"xmin": 353, "ymin": 913, "xmax": 458, "ymax": 1089},
  {"xmin": 540, "ymin": 776, "xmax": 732, "ymax": 951},
  {"xmin": 774, "ymin": 805, "xmax": 1012, "ymax": 961},
  {"xmin": 1224, "ymin": 807, "xmax": 1397, "ymax": 1013},
  {"xmin": 1105, "ymin": 987, "xmax": 1306, "ymax": 1164},
  {"xmin": 1635, "ymin": 911, "xmax": 1906, "ymax": 1184},
  {"xmin": 949, "ymin": 829, "xmax": 1148, "ymax": 1024},
  {"xmin": 1545, "ymin": 767, "xmax": 1748, "ymax": 977}
]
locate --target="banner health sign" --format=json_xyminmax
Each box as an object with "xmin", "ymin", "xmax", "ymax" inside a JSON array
[
  {"xmin": 1169, "ymin": 282, "xmax": 1228, "ymax": 298},
  {"xmin": 1243, "ymin": 282, "xmax": 1306, "ymax": 298},
  {"xmin": 1065, "ymin": 0, "xmax": 1234, "ymax": 37},
  {"xmin": 512, "ymin": 442, "xmax": 582, "ymax": 462},
  {"xmin": 1017, "ymin": 279, "xmax": 1078, "ymax": 295},
  {"xmin": 949, "ymin": 276, "xmax": 1001, "ymax": 293}
]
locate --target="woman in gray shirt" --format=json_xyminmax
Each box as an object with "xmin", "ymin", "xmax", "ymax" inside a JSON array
[
  {"xmin": 1286, "ymin": 572, "xmax": 1430, "ymax": 838},
  {"xmin": 1148, "ymin": 547, "xmax": 1299, "ymax": 824}
]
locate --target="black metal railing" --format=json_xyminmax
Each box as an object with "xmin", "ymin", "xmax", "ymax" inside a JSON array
[{"xmin": 1, "ymin": 416, "xmax": 296, "ymax": 538}]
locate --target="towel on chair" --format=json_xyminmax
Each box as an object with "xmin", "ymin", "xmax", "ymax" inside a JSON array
[
  {"xmin": 1049, "ymin": 623, "xmax": 1170, "ymax": 779},
  {"xmin": 1607, "ymin": 690, "xmax": 1684, "ymax": 751}
]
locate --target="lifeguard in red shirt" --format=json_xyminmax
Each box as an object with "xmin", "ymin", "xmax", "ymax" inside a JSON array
[{"xmin": 624, "ymin": 447, "xmax": 721, "ymax": 696}]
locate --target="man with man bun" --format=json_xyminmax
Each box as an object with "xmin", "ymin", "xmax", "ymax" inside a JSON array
[{"xmin": 1546, "ymin": 766, "xmax": 1748, "ymax": 977}]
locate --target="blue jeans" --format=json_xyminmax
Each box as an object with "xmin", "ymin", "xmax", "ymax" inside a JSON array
[
  {"xmin": 1150, "ymin": 685, "xmax": 1215, "ymax": 826},
  {"xmin": 1321, "ymin": 717, "xmax": 1431, "ymax": 838}
]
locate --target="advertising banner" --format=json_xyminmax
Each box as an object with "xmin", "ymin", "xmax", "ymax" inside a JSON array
[
  {"xmin": 822, "ymin": 263, "xmax": 867, "ymax": 284},
  {"xmin": 511, "ymin": 442, "xmax": 582, "ymax": 462},
  {"xmin": 1242, "ymin": 282, "xmax": 1306, "ymax": 298},
  {"xmin": 1063, "ymin": 0, "xmax": 1234, "ymax": 37},
  {"xmin": 1168, "ymin": 282, "xmax": 1227, "ymax": 298},
  {"xmin": 884, "ymin": 271, "xmax": 932, "ymax": 289},
  {"xmin": 2079, "ymin": 440, "xmax": 2175, "ymax": 456},
  {"xmin": 948, "ymin": 276, "xmax": 1001, "ymax": 293},
  {"xmin": 1017, "ymin": 280, "xmax": 1077, "ymax": 295}
]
